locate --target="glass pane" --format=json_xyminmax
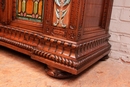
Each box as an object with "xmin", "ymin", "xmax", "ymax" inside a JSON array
[{"xmin": 16, "ymin": 0, "xmax": 44, "ymax": 22}]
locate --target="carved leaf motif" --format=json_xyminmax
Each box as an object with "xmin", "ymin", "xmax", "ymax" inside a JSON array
[
  {"xmin": 54, "ymin": 0, "xmax": 61, "ymax": 6},
  {"xmin": 55, "ymin": 9, "xmax": 60, "ymax": 19},
  {"xmin": 63, "ymin": 0, "xmax": 71, "ymax": 6},
  {"xmin": 53, "ymin": 0, "xmax": 71, "ymax": 28},
  {"xmin": 61, "ymin": 9, "xmax": 67, "ymax": 19},
  {"xmin": 55, "ymin": 0, "xmax": 71, "ymax": 7}
]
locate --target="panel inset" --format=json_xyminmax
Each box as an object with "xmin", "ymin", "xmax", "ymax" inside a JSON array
[
  {"xmin": 84, "ymin": 0, "xmax": 104, "ymax": 30},
  {"xmin": 16, "ymin": 0, "xmax": 44, "ymax": 22}
]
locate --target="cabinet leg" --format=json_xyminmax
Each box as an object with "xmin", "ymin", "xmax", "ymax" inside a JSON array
[
  {"xmin": 100, "ymin": 55, "xmax": 109, "ymax": 61},
  {"xmin": 45, "ymin": 66, "xmax": 73, "ymax": 79}
]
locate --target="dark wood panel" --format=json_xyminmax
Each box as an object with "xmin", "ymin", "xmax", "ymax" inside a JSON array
[{"xmin": 84, "ymin": 0, "xmax": 104, "ymax": 29}]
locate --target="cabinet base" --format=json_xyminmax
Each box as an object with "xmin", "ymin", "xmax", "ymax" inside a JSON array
[{"xmin": 0, "ymin": 25, "xmax": 111, "ymax": 79}]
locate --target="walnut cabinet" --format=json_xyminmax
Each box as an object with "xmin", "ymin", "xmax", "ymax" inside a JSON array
[{"xmin": 0, "ymin": 0, "xmax": 113, "ymax": 78}]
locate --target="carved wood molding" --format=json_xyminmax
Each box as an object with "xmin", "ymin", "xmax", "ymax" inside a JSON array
[
  {"xmin": 0, "ymin": 25, "xmax": 110, "ymax": 70},
  {"xmin": 0, "ymin": 36, "xmax": 110, "ymax": 70},
  {"xmin": 0, "ymin": 37, "xmax": 33, "ymax": 51}
]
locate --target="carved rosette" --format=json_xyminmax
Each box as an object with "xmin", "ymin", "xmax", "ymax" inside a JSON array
[{"xmin": 53, "ymin": 0, "xmax": 71, "ymax": 28}]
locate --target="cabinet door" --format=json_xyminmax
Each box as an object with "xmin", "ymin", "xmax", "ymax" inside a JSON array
[{"xmin": 0, "ymin": 0, "xmax": 13, "ymax": 25}]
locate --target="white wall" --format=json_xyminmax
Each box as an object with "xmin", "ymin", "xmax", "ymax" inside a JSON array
[{"xmin": 109, "ymin": 0, "xmax": 130, "ymax": 62}]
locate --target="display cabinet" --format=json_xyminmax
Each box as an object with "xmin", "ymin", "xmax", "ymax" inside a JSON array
[{"xmin": 0, "ymin": 0, "xmax": 113, "ymax": 78}]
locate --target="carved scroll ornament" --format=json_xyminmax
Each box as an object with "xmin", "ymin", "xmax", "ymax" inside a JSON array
[{"xmin": 53, "ymin": 0, "xmax": 71, "ymax": 28}]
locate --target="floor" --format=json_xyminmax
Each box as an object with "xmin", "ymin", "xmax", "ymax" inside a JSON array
[{"xmin": 0, "ymin": 46, "xmax": 130, "ymax": 87}]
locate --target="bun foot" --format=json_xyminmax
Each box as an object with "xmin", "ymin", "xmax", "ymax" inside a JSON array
[{"xmin": 45, "ymin": 66, "xmax": 73, "ymax": 79}]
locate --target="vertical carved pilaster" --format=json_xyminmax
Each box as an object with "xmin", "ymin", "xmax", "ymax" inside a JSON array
[
  {"xmin": 1, "ymin": 0, "xmax": 6, "ymax": 11},
  {"xmin": 0, "ymin": 0, "xmax": 12, "ymax": 25}
]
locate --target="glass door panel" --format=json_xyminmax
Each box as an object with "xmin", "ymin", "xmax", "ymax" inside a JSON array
[{"xmin": 16, "ymin": 0, "xmax": 44, "ymax": 22}]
